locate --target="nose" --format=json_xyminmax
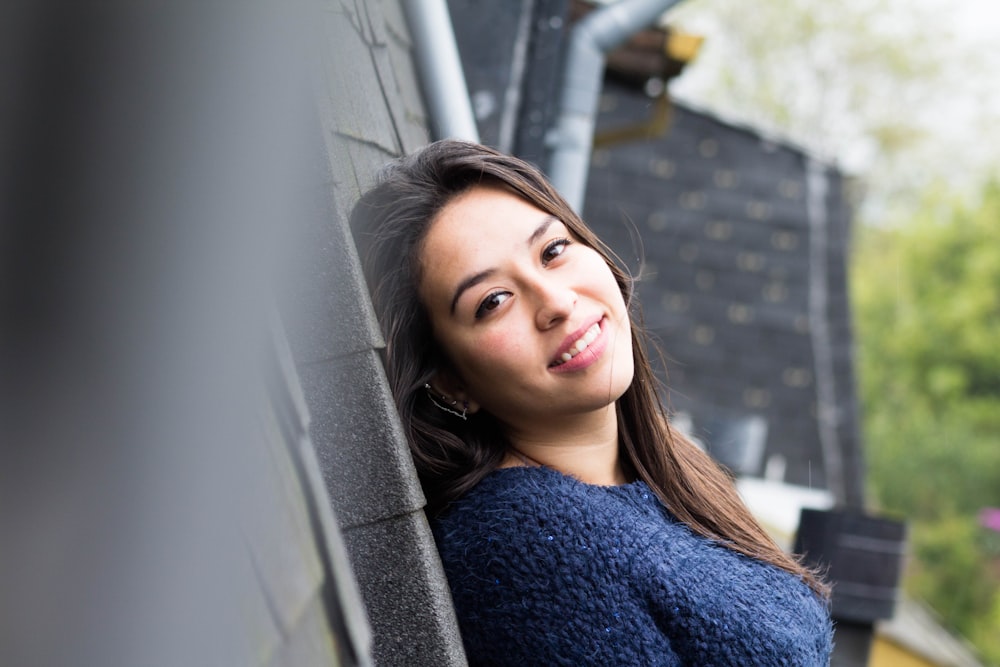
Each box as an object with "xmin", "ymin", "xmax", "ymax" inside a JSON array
[{"xmin": 531, "ymin": 277, "xmax": 577, "ymax": 330}]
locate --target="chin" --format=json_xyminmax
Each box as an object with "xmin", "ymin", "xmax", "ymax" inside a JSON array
[
  {"xmin": 613, "ymin": 373, "xmax": 636, "ymax": 403},
  {"xmin": 601, "ymin": 362, "xmax": 635, "ymax": 407}
]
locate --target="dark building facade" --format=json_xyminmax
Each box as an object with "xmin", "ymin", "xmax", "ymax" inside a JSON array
[{"xmin": 582, "ymin": 80, "xmax": 866, "ymax": 506}]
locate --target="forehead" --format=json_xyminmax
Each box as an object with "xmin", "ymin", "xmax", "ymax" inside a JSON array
[
  {"xmin": 417, "ymin": 185, "xmax": 552, "ymax": 300},
  {"xmin": 434, "ymin": 184, "xmax": 548, "ymax": 232}
]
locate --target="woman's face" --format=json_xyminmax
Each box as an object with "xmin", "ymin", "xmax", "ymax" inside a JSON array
[{"xmin": 418, "ymin": 184, "xmax": 634, "ymax": 435}]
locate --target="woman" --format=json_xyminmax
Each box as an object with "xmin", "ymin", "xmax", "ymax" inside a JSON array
[{"xmin": 353, "ymin": 140, "xmax": 832, "ymax": 665}]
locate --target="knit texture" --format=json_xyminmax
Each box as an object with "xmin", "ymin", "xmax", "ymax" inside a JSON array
[{"xmin": 432, "ymin": 466, "xmax": 832, "ymax": 666}]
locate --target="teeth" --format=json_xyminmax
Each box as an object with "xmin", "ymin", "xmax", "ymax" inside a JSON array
[{"xmin": 553, "ymin": 322, "xmax": 601, "ymax": 366}]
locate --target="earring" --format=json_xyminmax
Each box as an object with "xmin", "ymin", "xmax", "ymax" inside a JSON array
[{"xmin": 424, "ymin": 383, "xmax": 468, "ymax": 420}]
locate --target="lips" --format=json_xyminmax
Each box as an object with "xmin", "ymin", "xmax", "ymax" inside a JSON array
[{"xmin": 549, "ymin": 317, "xmax": 606, "ymax": 369}]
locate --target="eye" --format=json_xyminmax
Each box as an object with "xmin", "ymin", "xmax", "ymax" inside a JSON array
[
  {"xmin": 541, "ymin": 238, "xmax": 571, "ymax": 265},
  {"xmin": 475, "ymin": 290, "xmax": 512, "ymax": 319}
]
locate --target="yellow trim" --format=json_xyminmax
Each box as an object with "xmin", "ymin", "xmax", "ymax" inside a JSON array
[
  {"xmin": 665, "ymin": 32, "xmax": 704, "ymax": 63},
  {"xmin": 870, "ymin": 636, "xmax": 938, "ymax": 667},
  {"xmin": 593, "ymin": 92, "xmax": 673, "ymax": 148}
]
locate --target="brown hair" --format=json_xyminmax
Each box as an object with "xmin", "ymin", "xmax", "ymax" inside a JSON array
[{"xmin": 352, "ymin": 140, "xmax": 829, "ymax": 598}]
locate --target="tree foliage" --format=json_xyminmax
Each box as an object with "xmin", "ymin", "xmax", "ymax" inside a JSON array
[
  {"xmin": 673, "ymin": 0, "xmax": 945, "ymax": 157},
  {"xmin": 853, "ymin": 182, "xmax": 1000, "ymax": 662},
  {"xmin": 669, "ymin": 0, "xmax": 998, "ymax": 214}
]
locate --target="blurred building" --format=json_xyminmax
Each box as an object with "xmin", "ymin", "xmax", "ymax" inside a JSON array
[{"xmin": 585, "ymin": 81, "xmax": 865, "ymax": 504}]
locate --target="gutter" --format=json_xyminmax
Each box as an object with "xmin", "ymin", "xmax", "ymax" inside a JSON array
[
  {"xmin": 546, "ymin": 0, "xmax": 684, "ymax": 212},
  {"xmin": 806, "ymin": 158, "xmax": 848, "ymax": 506},
  {"xmin": 402, "ymin": 0, "xmax": 480, "ymax": 142}
]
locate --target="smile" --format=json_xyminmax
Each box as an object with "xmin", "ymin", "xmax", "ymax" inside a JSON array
[{"xmin": 549, "ymin": 318, "xmax": 606, "ymax": 370}]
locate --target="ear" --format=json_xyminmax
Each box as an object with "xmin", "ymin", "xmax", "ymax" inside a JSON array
[{"xmin": 427, "ymin": 370, "xmax": 481, "ymax": 415}]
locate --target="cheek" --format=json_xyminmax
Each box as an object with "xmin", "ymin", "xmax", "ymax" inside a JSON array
[
  {"xmin": 468, "ymin": 329, "xmax": 525, "ymax": 370},
  {"xmin": 580, "ymin": 251, "xmax": 623, "ymax": 298},
  {"xmin": 450, "ymin": 328, "xmax": 529, "ymax": 392}
]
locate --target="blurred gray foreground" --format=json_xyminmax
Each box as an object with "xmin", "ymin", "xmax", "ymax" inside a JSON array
[{"xmin": 0, "ymin": 1, "xmax": 462, "ymax": 665}]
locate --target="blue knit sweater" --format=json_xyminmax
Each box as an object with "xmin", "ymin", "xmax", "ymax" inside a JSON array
[{"xmin": 432, "ymin": 466, "xmax": 832, "ymax": 666}]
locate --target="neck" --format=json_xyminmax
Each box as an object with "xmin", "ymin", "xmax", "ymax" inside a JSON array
[{"xmin": 503, "ymin": 404, "xmax": 625, "ymax": 486}]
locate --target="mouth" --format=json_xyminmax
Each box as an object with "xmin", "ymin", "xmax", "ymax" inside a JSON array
[{"xmin": 549, "ymin": 318, "xmax": 604, "ymax": 368}]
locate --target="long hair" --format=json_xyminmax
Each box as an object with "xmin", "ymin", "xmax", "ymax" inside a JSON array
[{"xmin": 352, "ymin": 140, "xmax": 828, "ymax": 598}]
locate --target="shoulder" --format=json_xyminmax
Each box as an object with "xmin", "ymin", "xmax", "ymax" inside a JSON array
[
  {"xmin": 430, "ymin": 467, "xmax": 683, "ymax": 665},
  {"xmin": 433, "ymin": 467, "xmax": 598, "ymax": 573},
  {"xmin": 435, "ymin": 467, "xmax": 586, "ymax": 530},
  {"xmin": 432, "ymin": 466, "xmax": 661, "ymax": 552}
]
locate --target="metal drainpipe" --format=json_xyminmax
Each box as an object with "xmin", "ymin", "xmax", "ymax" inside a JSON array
[
  {"xmin": 547, "ymin": 0, "xmax": 684, "ymax": 212},
  {"xmin": 402, "ymin": 0, "xmax": 480, "ymax": 142}
]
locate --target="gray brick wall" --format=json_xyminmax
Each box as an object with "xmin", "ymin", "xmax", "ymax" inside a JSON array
[{"xmin": 286, "ymin": 1, "xmax": 466, "ymax": 665}]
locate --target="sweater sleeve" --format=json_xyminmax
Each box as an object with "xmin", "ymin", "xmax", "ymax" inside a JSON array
[
  {"xmin": 640, "ymin": 536, "xmax": 834, "ymax": 666},
  {"xmin": 432, "ymin": 475, "xmax": 681, "ymax": 666}
]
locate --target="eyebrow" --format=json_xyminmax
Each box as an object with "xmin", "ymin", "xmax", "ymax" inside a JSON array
[
  {"xmin": 449, "ymin": 269, "xmax": 495, "ymax": 315},
  {"xmin": 527, "ymin": 215, "xmax": 557, "ymax": 246},
  {"xmin": 448, "ymin": 215, "xmax": 559, "ymax": 315}
]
